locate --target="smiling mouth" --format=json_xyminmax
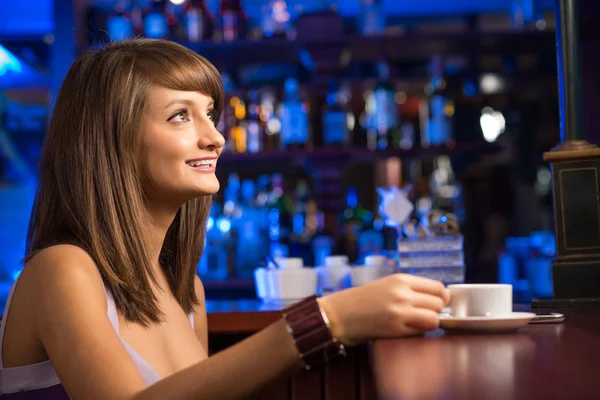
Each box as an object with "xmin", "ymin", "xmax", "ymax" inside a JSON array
[{"xmin": 186, "ymin": 159, "xmax": 215, "ymax": 168}]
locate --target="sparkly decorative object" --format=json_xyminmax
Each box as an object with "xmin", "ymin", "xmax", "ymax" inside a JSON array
[{"xmin": 377, "ymin": 185, "xmax": 465, "ymax": 284}]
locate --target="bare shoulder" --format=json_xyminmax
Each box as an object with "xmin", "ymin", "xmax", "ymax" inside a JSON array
[
  {"xmin": 25, "ymin": 243, "xmax": 100, "ymax": 277},
  {"xmin": 21, "ymin": 244, "xmax": 105, "ymax": 309},
  {"xmin": 18, "ymin": 244, "xmax": 147, "ymax": 398}
]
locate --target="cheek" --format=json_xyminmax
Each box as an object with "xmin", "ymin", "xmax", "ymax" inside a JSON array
[{"xmin": 142, "ymin": 133, "xmax": 195, "ymax": 179}]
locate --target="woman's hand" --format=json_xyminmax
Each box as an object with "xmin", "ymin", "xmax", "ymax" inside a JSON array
[{"xmin": 319, "ymin": 274, "xmax": 450, "ymax": 346}]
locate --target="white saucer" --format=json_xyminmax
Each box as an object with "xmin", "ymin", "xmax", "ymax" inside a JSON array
[{"xmin": 439, "ymin": 312, "xmax": 536, "ymax": 332}]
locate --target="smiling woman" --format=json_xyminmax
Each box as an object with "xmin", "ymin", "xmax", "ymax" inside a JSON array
[
  {"xmin": 141, "ymin": 86, "xmax": 224, "ymax": 208},
  {"xmin": 0, "ymin": 38, "xmax": 450, "ymax": 400}
]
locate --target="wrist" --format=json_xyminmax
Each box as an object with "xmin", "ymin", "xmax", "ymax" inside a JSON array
[
  {"xmin": 316, "ymin": 296, "xmax": 344, "ymax": 344},
  {"xmin": 282, "ymin": 295, "xmax": 346, "ymax": 371}
]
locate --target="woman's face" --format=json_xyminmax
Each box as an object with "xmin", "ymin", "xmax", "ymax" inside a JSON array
[{"xmin": 139, "ymin": 86, "xmax": 224, "ymax": 204}]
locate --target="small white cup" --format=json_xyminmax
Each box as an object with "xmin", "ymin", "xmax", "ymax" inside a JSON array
[
  {"xmin": 253, "ymin": 267, "xmax": 271, "ymax": 301},
  {"xmin": 325, "ymin": 255, "xmax": 349, "ymax": 267},
  {"xmin": 268, "ymin": 258, "xmax": 318, "ymax": 302},
  {"xmin": 317, "ymin": 255, "xmax": 351, "ymax": 294},
  {"xmin": 351, "ymin": 266, "xmax": 381, "ymax": 286},
  {"xmin": 365, "ymin": 255, "xmax": 387, "ymax": 267},
  {"xmin": 447, "ymin": 284, "xmax": 513, "ymax": 318}
]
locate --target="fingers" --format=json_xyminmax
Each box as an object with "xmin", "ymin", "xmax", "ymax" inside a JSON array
[
  {"xmin": 403, "ymin": 308, "xmax": 440, "ymax": 332},
  {"xmin": 409, "ymin": 291, "xmax": 445, "ymax": 313},
  {"xmin": 399, "ymin": 274, "xmax": 450, "ymax": 305}
]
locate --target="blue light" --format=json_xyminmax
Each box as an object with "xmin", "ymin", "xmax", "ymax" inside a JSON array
[
  {"xmin": 293, "ymin": 214, "xmax": 304, "ymax": 235},
  {"xmin": 217, "ymin": 218, "xmax": 231, "ymax": 233},
  {"xmin": 12, "ymin": 269, "xmax": 22, "ymax": 281},
  {"xmin": 269, "ymin": 225, "xmax": 280, "ymax": 240},
  {"xmin": 268, "ymin": 208, "xmax": 280, "ymax": 222},
  {"xmin": 346, "ymin": 187, "xmax": 358, "ymax": 209},
  {"xmin": 463, "ymin": 81, "xmax": 478, "ymax": 97},
  {"xmin": 206, "ymin": 216, "xmax": 214, "ymax": 231},
  {"xmin": 0, "ymin": 45, "xmax": 23, "ymax": 77}
]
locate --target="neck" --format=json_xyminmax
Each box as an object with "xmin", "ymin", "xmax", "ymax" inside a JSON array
[{"xmin": 144, "ymin": 200, "xmax": 181, "ymax": 289}]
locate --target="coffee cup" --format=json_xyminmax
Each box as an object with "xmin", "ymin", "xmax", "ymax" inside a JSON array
[
  {"xmin": 268, "ymin": 258, "xmax": 318, "ymax": 302},
  {"xmin": 447, "ymin": 284, "xmax": 512, "ymax": 318}
]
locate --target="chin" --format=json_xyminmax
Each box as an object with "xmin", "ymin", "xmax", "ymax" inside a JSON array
[{"xmin": 192, "ymin": 182, "xmax": 220, "ymax": 197}]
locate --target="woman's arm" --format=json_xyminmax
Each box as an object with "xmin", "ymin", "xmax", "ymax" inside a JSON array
[
  {"xmin": 31, "ymin": 245, "xmax": 448, "ymax": 400},
  {"xmin": 30, "ymin": 245, "xmax": 301, "ymax": 400}
]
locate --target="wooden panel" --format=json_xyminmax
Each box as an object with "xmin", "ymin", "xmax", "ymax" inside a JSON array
[
  {"xmin": 260, "ymin": 378, "xmax": 291, "ymax": 400},
  {"xmin": 291, "ymin": 369, "xmax": 323, "ymax": 400},
  {"xmin": 358, "ymin": 345, "xmax": 377, "ymax": 400},
  {"xmin": 207, "ymin": 310, "xmax": 280, "ymax": 334},
  {"xmin": 324, "ymin": 347, "xmax": 358, "ymax": 400}
]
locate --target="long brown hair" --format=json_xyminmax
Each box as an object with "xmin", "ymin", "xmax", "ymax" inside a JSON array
[{"xmin": 25, "ymin": 39, "xmax": 224, "ymax": 325}]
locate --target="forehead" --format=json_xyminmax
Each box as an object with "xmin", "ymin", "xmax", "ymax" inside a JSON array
[{"xmin": 147, "ymin": 86, "xmax": 214, "ymax": 107}]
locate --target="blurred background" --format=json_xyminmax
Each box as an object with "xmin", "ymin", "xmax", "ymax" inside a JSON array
[{"xmin": 2, "ymin": 0, "xmax": 594, "ymax": 310}]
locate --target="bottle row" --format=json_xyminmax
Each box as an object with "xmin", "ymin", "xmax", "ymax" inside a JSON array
[
  {"xmin": 217, "ymin": 58, "xmax": 454, "ymax": 154},
  {"xmin": 198, "ymin": 159, "xmax": 464, "ymax": 281},
  {"xmin": 93, "ymin": 0, "xmax": 388, "ymax": 44}
]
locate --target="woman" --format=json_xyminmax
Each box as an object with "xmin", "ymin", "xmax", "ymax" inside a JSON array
[{"xmin": 0, "ymin": 39, "xmax": 449, "ymax": 399}]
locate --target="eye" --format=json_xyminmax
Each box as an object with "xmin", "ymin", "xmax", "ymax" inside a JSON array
[
  {"xmin": 167, "ymin": 109, "xmax": 190, "ymax": 123},
  {"xmin": 207, "ymin": 109, "xmax": 216, "ymax": 122}
]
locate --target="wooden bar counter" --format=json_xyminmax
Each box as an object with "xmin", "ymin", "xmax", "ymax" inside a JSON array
[
  {"xmin": 207, "ymin": 300, "xmax": 600, "ymax": 400},
  {"xmin": 206, "ymin": 299, "xmax": 377, "ymax": 400}
]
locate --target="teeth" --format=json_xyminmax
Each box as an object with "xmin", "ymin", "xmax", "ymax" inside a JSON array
[{"xmin": 187, "ymin": 160, "xmax": 213, "ymax": 168}]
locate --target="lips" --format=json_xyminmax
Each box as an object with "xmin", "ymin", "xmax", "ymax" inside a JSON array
[
  {"xmin": 186, "ymin": 159, "xmax": 214, "ymax": 168},
  {"xmin": 185, "ymin": 157, "xmax": 217, "ymax": 172}
]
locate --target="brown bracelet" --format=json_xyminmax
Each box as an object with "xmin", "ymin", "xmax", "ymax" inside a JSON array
[{"xmin": 282, "ymin": 295, "xmax": 347, "ymax": 371}]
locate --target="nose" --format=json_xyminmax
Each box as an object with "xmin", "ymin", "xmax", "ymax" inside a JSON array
[{"xmin": 197, "ymin": 119, "xmax": 225, "ymax": 151}]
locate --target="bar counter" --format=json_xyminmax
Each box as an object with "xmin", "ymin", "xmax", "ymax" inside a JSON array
[
  {"xmin": 207, "ymin": 300, "xmax": 600, "ymax": 400},
  {"xmin": 206, "ymin": 299, "xmax": 377, "ymax": 400}
]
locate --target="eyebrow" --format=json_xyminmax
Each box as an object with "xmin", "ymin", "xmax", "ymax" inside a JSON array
[{"xmin": 164, "ymin": 98, "xmax": 215, "ymax": 109}]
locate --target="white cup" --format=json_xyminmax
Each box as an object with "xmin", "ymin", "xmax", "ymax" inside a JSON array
[
  {"xmin": 325, "ymin": 255, "xmax": 349, "ymax": 267},
  {"xmin": 268, "ymin": 258, "xmax": 318, "ymax": 302},
  {"xmin": 253, "ymin": 267, "xmax": 271, "ymax": 301},
  {"xmin": 365, "ymin": 255, "xmax": 387, "ymax": 267},
  {"xmin": 317, "ymin": 255, "xmax": 351, "ymax": 294},
  {"xmin": 447, "ymin": 284, "xmax": 513, "ymax": 318},
  {"xmin": 351, "ymin": 266, "xmax": 382, "ymax": 286}
]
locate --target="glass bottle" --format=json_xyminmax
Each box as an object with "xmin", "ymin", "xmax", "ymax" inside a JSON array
[
  {"xmin": 419, "ymin": 55, "xmax": 454, "ymax": 147},
  {"xmin": 279, "ymin": 78, "xmax": 310, "ymax": 150},
  {"xmin": 184, "ymin": 0, "xmax": 214, "ymax": 42}
]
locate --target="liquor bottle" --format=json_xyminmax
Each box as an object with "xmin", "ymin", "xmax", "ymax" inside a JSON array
[
  {"xmin": 235, "ymin": 180, "xmax": 265, "ymax": 278},
  {"xmin": 279, "ymin": 78, "xmax": 310, "ymax": 150},
  {"xmin": 227, "ymin": 91, "xmax": 248, "ymax": 153},
  {"xmin": 144, "ymin": 0, "xmax": 169, "ymax": 39},
  {"xmin": 341, "ymin": 186, "xmax": 372, "ymax": 261},
  {"xmin": 261, "ymin": 0, "xmax": 293, "ymax": 39},
  {"xmin": 219, "ymin": 0, "xmax": 247, "ymax": 42},
  {"xmin": 107, "ymin": 0, "xmax": 133, "ymax": 42},
  {"xmin": 246, "ymin": 88, "xmax": 264, "ymax": 153},
  {"xmin": 260, "ymin": 88, "xmax": 281, "ymax": 151},
  {"xmin": 184, "ymin": 0, "xmax": 214, "ymax": 42},
  {"xmin": 198, "ymin": 203, "xmax": 229, "ymax": 280},
  {"xmin": 358, "ymin": 0, "xmax": 384, "ymax": 36},
  {"xmin": 289, "ymin": 180, "xmax": 313, "ymax": 262},
  {"xmin": 323, "ymin": 79, "xmax": 350, "ymax": 147},
  {"xmin": 130, "ymin": 1, "xmax": 144, "ymax": 36},
  {"xmin": 367, "ymin": 62, "xmax": 399, "ymax": 150},
  {"xmin": 268, "ymin": 174, "xmax": 293, "ymax": 258},
  {"xmin": 419, "ymin": 55, "xmax": 454, "ymax": 147}
]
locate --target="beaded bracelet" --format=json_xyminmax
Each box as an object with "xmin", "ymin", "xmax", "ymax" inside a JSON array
[{"xmin": 282, "ymin": 295, "xmax": 347, "ymax": 371}]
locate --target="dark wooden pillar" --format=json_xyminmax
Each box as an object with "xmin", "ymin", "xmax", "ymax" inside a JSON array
[{"xmin": 533, "ymin": 0, "xmax": 600, "ymax": 307}]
